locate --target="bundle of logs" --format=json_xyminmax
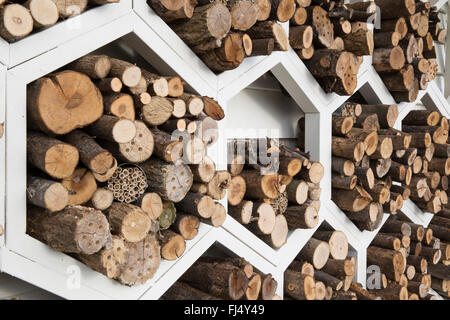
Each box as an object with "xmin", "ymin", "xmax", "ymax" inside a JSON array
[
  {"xmin": 26, "ymin": 53, "xmax": 226, "ymax": 286},
  {"xmin": 147, "ymin": 0, "xmax": 290, "ymax": 72},
  {"xmin": 292, "ymin": 1, "xmax": 375, "ymax": 95},
  {"xmin": 284, "ymin": 226, "xmax": 375, "ymax": 300},
  {"xmin": 329, "ymin": 103, "xmax": 450, "ymax": 231},
  {"xmin": 373, "ymin": 0, "xmax": 445, "ymax": 102},
  {"xmin": 0, "ymin": 0, "xmax": 120, "ymax": 42},
  {"xmin": 366, "ymin": 214, "xmax": 448, "ymax": 300},
  {"xmin": 162, "ymin": 256, "xmax": 280, "ymax": 300},
  {"xmin": 227, "ymin": 138, "xmax": 324, "ymax": 249}
]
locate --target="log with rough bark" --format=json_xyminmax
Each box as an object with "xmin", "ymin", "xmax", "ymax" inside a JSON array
[
  {"xmin": 27, "ymin": 131, "xmax": 79, "ymax": 179},
  {"xmin": 27, "ymin": 176, "xmax": 69, "ymax": 212},
  {"xmin": 147, "ymin": 0, "xmax": 193, "ymax": 23},
  {"xmin": 170, "ymin": 2, "xmax": 231, "ymax": 48},
  {"xmin": 228, "ymin": 200, "xmax": 253, "ymax": 225},
  {"xmin": 102, "ymin": 93, "xmax": 135, "ymax": 120},
  {"xmin": 367, "ymin": 246, "xmax": 406, "ymax": 282},
  {"xmin": 240, "ymin": 170, "xmax": 280, "ymax": 200},
  {"xmin": 68, "ymin": 54, "xmax": 111, "ymax": 79},
  {"xmin": 284, "ymin": 269, "xmax": 316, "ymax": 300},
  {"xmin": 65, "ymin": 130, "xmax": 114, "ymax": 175},
  {"xmin": 141, "ymin": 158, "xmax": 193, "ymax": 202},
  {"xmin": 297, "ymin": 237, "xmax": 330, "ymax": 270},
  {"xmin": 332, "ymin": 186, "xmax": 372, "ymax": 213},
  {"xmin": 247, "ymin": 20, "xmax": 289, "ymax": 51},
  {"xmin": 27, "ymin": 205, "xmax": 110, "ymax": 255},
  {"xmin": 175, "ymin": 192, "xmax": 215, "ymax": 219},
  {"xmin": 119, "ymin": 234, "xmax": 160, "ymax": 286},
  {"xmin": 106, "ymin": 202, "xmax": 152, "ymax": 243},
  {"xmin": 76, "ymin": 235, "xmax": 125, "ymax": 279},
  {"xmin": 314, "ymin": 230, "xmax": 348, "ymax": 260},
  {"xmin": 162, "ymin": 282, "xmax": 220, "ymax": 300},
  {"xmin": 180, "ymin": 260, "xmax": 249, "ymax": 300}
]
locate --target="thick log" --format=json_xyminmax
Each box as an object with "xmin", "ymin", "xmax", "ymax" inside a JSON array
[
  {"xmin": 27, "ymin": 131, "xmax": 79, "ymax": 179},
  {"xmin": 306, "ymin": 6, "xmax": 334, "ymax": 48},
  {"xmin": 284, "ymin": 204, "xmax": 319, "ymax": 229},
  {"xmin": 27, "ymin": 176, "xmax": 68, "ymax": 212},
  {"xmin": 141, "ymin": 159, "xmax": 193, "ymax": 202},
  {"xmin": 314, "ymin": 230, "xmax": 348, "ymax": 260},
  {"xmin": 119, "ymin": 234, "xmax": 160, "ymax": 286},
  {"xmin": 77, "ymin": 235, "xmax": 125, "ymax": 279},
  {"xmin": 0, "ymin": 4, "xmax": 33, "ymax": 41},
  {"xmin": 27, "ymin": 205, "xmax": 110, "ymax": 255},
  {"xmin": 373, "ymin": 47, "xmax": 405, "ymax": 72},
  {"xmin": 332, "ymin": 137, "xmax": 365, "ymax": 162},
  {"xmin": 27, "ymin": 71, "xmax": 103, "ymax": 135},
  {"xmin": 180, "ymin": 260, "xmax": 249, "ymax": 300},
  {"xmin": 106, "ymin": 202, "xmax": 151, "ymax": 243},
  {"xmin": 141, "ymin": 96, "xmax": 174, "ymax": 126},
  {"xmin": 228, "ymin": 201, "xmax": 253, "ymax": 225},
  {"xmin": 175, "ymin": 192, "xmax": 215, "ymax": 219},
  {"xmin": 171, "ymin": 3, "xmax": 231, "ymax": 47},
  {"xmin": 367, "ymin": 246, "xmax": 406, "ymax": 282},
  {"xmin": 332, "ymin": 156, "xmax": 355, "ymax": 176},
  {"xmin": 103, "ymin": 93, "xmax": 135, "ymax": 120},
  {"xmin": 297, "ymin": 238, "xmax": 330, "ymax": 269},
  {"xmin": 240, "ymin": 170, "xmax": 279, "ymax": 200},
  {"xmin": 87, "ymin": 115, "xmax": 136, "ymax": 144},
  {"xmin": 284, "ymin": 269, "xmax": 316, "ymax": 300},
  {"xmin": 68, "ymin": 55, "xmax": 111, "ymax": 79},
  {"xmin": 247, "ymin": 20, "xmax": 289, "ymax": 51},
  {"xmin": 332, "ymin": 186, "xmax": 372, "ymax": 212}
]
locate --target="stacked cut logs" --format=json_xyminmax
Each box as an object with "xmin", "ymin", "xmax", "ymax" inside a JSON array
[
  {"xmin": 422, "ymin": 207, "xmax": 450, "ymax": 298},
  {"xmin": 401, "ymin": 110, "xmax": 449, "ymax": 214},
  {"xmin": 147, "ymin": 0, "xmax": 290, "ymax": 72},
  {"xmin": 227, "ymin": 138, "xmax": 324, "ymax": 249},
  {"xmin": 26, "ymin": 53, "xmax": 225, "ymax": 286},
  {"xmin": 330, "ymin": 102, "xmax": 399, "ymax": 231},
  {"xmin": 366, "ymin": 214, "xmax": 447, "ymax": 300},
  {"xmin": 284, "ymin": 226, "xmax": 377, "ymax": 300},
  {"xmin": 161, "ymin": 256, "xmax": 279, "ymax": 300},
  {"xmin": 0, "ymin": 0, "xmax": 120, "ymax": 42},
  {"xmin": 330, "ymin": 103, "xmax": 449, "ymax": 231},
  {"xmin": 292, "ymin": 1, "xmax": 375, "ymax": 95},
  {"xmin": 373, "ymin": 0, "xmax": 446, "ymax": 102}
]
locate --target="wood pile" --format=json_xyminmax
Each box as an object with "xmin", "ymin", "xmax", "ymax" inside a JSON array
[
  {"xmin": 292, "ymin": 1, "xmax": 375, "ymax": 96},
  {"xmin": 147, "ymin": 0, "xmax": 290, "ymax": 72},
  {"xmin": 329, "ymin": 102, "xmax": 450, "ymax": 231},
  {"xmin": 0, "ymin": 0, "xmax": 120, "ymax": 42},
  {"xmin": 373, "ymin": 0, "xmax": 445, "ymax": 102},
  {"xmin": 161, "ymin": 256, "xmax": 279, "ymax": 300},
  {"xmin": 365, "ymin": 214, "xmax": 448, "ymax": 300},
  {"xmin": 227, "ymin": 138, "xmax": 324, "ymax": 249},
  {"xmin": 26, "ymin": 53, "xmax": 226, "ymax": 286},
  {"xmin": 284, "ymin": 226, "xmax": 374, "ymax": 300}
]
